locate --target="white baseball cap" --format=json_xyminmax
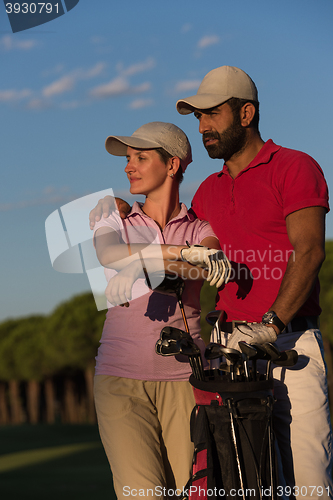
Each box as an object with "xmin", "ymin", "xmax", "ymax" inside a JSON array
[
  {"xmin": 105, "ymin": 121, "xmax": 192, "ymax": 172},
  {"xmin": 176, "ymin": 66, "xmax": 258, "ymax": 115}
]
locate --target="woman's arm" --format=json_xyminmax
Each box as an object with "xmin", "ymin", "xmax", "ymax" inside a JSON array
[
  {"xmin": 94, "ymin": 228, "xmax": 220, "ymax": 272},
  {"xmin": 103, "ymin": 235, "xmax": 221, "ymax": 306}
]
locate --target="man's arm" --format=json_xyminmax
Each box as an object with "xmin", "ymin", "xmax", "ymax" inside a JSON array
[
  {"xmin": 269, "ymin": 206, "xmax": 326, "ymax": 331},
  {"xmin": 89, "ymin": 196, "xmax": 131, "ymax": 229},
  {"xmin": 227, "ymin": 206, "xmax": 326, "ymax": 349}
]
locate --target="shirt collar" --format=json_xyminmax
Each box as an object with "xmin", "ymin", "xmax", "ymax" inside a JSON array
[
  {"xmin": 220, "ymin": 139, "xmax": 281, "ymax": 177},
  {"xmin": 128, "ymin": 201, "xmax": 195, "ymax": 222}
]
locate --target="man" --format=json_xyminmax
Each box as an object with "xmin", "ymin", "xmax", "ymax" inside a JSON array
[
  {"xmin": 90, "ymin": 66, "xmax": 332, "ymax": 497},
  {"xmin": 175, "ymin": 65, "xmax": 332, "ymax": 498}
]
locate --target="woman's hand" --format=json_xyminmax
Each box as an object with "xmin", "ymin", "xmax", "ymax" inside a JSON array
[{"xmin": 105, "ymin": 260, "xmax": 143, "ymax": 307}]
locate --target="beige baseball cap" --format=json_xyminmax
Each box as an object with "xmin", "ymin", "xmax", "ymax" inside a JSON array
[
  {"xmin": 176, "ymin": 66, "xmax": 258, "ymax": 115},
  {"xmin": 105, "ymin": 121, "xmax": 192, "ymax": 172}
]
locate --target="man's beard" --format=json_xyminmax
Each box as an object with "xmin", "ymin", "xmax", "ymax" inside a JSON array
[{"xmin": 202, "ymin": 115, "xmax": 247, "ymax": 161}]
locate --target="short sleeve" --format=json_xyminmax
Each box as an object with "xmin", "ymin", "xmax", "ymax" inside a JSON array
[
  {"xmin": 277, "ymin": 152, "xmax": 329, "ymax": 218},
  {"xmin": 93, "ymin": 211, "xmax": 124, "ymax": 248},
  {"xmin": 196, "ymin": 219, "xmax": 218, "ymax": 244}
]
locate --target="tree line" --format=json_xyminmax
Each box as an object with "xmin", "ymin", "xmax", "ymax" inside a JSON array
[
  {"xmin": 1, "ymin": 241, "xmax": 333, "ymax": 425},
  {"xmin": 0, "ymin": 294, "xmax": 105, "ymax": 425}
]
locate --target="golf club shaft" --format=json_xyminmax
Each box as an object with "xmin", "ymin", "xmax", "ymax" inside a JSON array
[
  {"xmin": 189, "ymin": 357, "xmax": 198, "ymax": 379},
  {"xmin": 196, "ymin": 354, "xmax": 205, "ymax": 381},
  {"xmin": 266, "ymin": 359, "xmax": 272, "ymax": 381},
  {"xmin": 178, "ymin": 297, "xmax": 190, "ymax": 334},
  {"xmin": 226, "ymin": 399, "xmax": 245, "ymax": 499}
]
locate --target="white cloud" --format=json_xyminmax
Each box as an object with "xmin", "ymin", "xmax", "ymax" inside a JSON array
[
  {"xmin": 89, "ymin": 58, "xmax": 154, "ymax": 100},
  {"xmin": 197, "ymin": 35, "xmax": 220, "ymax": 49},
  {"xmin": 90, "ymin": 77, "xmax": 151, "ymax": 99},
  {"xmin": 129, "ymin": 98, "xmax": 154, "ymax": 110},
  {"xmin": 174, "ymin": 80, "xmax": 201, "ymax": 93},
  {"xmin": 26, "ymin": 98, "xmax": 52, "ymax": 110},
  {"xmin": 0, "ymin": 89, "xmax": 32, "ymax": 102},
  {"xmin": 42, "ymin": 63, "xmax": 106, "ymax": 98},
  {"xmin": 0, "ymin": 35, "xmax": 37, "ymax": 51},
  {"xmin": 120, "ymin": 58, "xmax": 155, "ymax": 77},
  {"xmin": 0, "ymin": 57, "xmax": 151, "ymax": 110},
  {"xmin": 90, "ymin": 76, "xmax": 129, "ymax": 97},
  {"xmin": 83, "ymin": 62, "xmax": 106, "ymax": 78},
  {"xmin": 134, "ymin": 82, "xmax": 151, "ymax": 93},
  {"xmin": 43, "ymin": 75, "xmax": 76, "ymax": 97}
]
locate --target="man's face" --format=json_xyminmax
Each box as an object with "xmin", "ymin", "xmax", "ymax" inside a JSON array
[{"xmin": 194, "ymin": 102, "xmax": 247, "ymax": 161}]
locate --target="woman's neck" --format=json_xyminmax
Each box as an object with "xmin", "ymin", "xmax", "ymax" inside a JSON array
[{"xmin": 141, "ymin": 187, "xmax": 181, "ymax": 230}]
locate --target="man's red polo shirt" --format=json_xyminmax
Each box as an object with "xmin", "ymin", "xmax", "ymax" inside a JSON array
[{"xmin": 191, "ymin": 139, "xmax": 329, "ymax": 322}]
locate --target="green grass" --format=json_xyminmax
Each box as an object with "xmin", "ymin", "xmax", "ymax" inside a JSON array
[{"xmin": 0, "ymin": 424, "xmax": 116, "ymax": 500}]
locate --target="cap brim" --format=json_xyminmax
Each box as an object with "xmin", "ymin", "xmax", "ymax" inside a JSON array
[
  {"xmin": 105, "ymin": 135, "xmax": 161, "ymax": 156},
  {"xmin": 176, "ymin": 94, "xmax": 232, "ymax": 115}
]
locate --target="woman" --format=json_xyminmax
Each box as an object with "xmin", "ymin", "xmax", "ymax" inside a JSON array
[{"xmin": 93, "ymin": 122, "xmax": 229, "ymax": 499}]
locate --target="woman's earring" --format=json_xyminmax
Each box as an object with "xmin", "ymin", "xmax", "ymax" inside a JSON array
[{"xmin": 169, "ymin": 173, "xmax": 174, "ymax": 179}]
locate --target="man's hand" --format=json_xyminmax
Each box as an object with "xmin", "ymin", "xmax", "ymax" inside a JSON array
[
  {"xmin": 227, "ymin": 323, "xmax": 278, "ymax": 351},
  {"xmin": 180, "ymin": 244, "xmax": 232, "ymax": 287},
  {"xmin": 105, "ymin": 260, "xmax": 142, "ymax": 307},
  {"xmin": 89, "ymin": 196, "xmax": 131, "ymax": 229}
]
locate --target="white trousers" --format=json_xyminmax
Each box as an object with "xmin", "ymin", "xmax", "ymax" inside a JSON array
[{"xmin": 272, "ymin": 329, "xmax": 333, "ymax": 499}]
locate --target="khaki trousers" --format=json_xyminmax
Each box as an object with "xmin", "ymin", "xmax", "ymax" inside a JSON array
[{"xmin": 94, "ymin": 375, "xmax": 196, "ymax": 499}]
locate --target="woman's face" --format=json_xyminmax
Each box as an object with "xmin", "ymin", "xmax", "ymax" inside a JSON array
[{"xmin": 124, "ymin": 146, "xmax": 170, "ymax": 196}]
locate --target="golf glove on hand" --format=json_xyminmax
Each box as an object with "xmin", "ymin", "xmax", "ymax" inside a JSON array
[
  {"xmin": 180, "ymin": 243, "xmax": 232, "ymax": 288},
  {"xmin": 227, "ymin": 323, "xmax": 278, "ymax": 351}
]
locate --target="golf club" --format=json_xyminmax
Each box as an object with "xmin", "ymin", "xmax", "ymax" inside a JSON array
[
  {"xmin": 226, "ymin": 398, "xmax": 246, "ymax": 499},
  {"xmin": 204, "ymin": 342, "xmax": 227, "ymax": 360},
  {"xmin": 160, "ymin": 326, "xmax": 191, "ymax": 343},
  {"xmin": 219, "ymin": 347, "xmax": 242, "ymax": 382},
  {"xmin": 206, "ymin": 310, "xmax": 224, "ymax": 369},
  {"xmin": 206, "ymin": 310, "xmax": 223, "ymax": 344},
  {"xmin": 155, "ymin": 338, "xmax": 182, "ymax": 356},
  {"xmin": 238, "ymin": 342, "xmax": 258, "ymax": 381},
  {"xmin": 177, "ymin": 337, "xmax": 205, "ymax": 381},
  {"xmin": 273, "ymin": 349, "xmax": 298, "ymax": 367}
]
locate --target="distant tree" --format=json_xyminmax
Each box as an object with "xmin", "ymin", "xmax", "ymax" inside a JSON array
[
  {"xmin": 13, "ymin": 316, "xmax": 47, "ymax": 423},
  {"xmin": 0, "ymin": 319, "xmax": 23, "ymax": 424},
  {"xmin": 44, "ymin": 292, "xmax": 105, "ymax": 423},
  {"xmin": 318, "ymin": 240, "xmax": 333, "ymax": 406},
  {"xmin": 319, "ymin": 241, "xmax": 333, "ymax": 342},
  {"xmin": 0, "ymin": 316, "xmax": 47, "ymax": 424}
]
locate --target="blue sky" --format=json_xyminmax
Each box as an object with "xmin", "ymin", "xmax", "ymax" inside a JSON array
[{"xmin": 1, "ymin": 0, "xmax": 333, "ymax": 322}]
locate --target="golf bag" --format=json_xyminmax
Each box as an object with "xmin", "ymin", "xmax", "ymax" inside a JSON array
[{"xmin": 184, "ymin": 370, "xmax": 278, "ymax": 500}]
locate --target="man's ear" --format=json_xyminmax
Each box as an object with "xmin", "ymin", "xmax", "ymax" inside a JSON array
[{"xmin": 240, "ymin": 102, "xmax": 256, "ymax": 127}]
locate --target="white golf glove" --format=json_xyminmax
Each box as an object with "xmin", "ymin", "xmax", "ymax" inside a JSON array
[
  {"xmin": 227, "ymin": 323, "xmax": 278, "ymax": 351},
  {"xmin": 180, "ymin": 243, "xmax": 232, "ymax": 288}
]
